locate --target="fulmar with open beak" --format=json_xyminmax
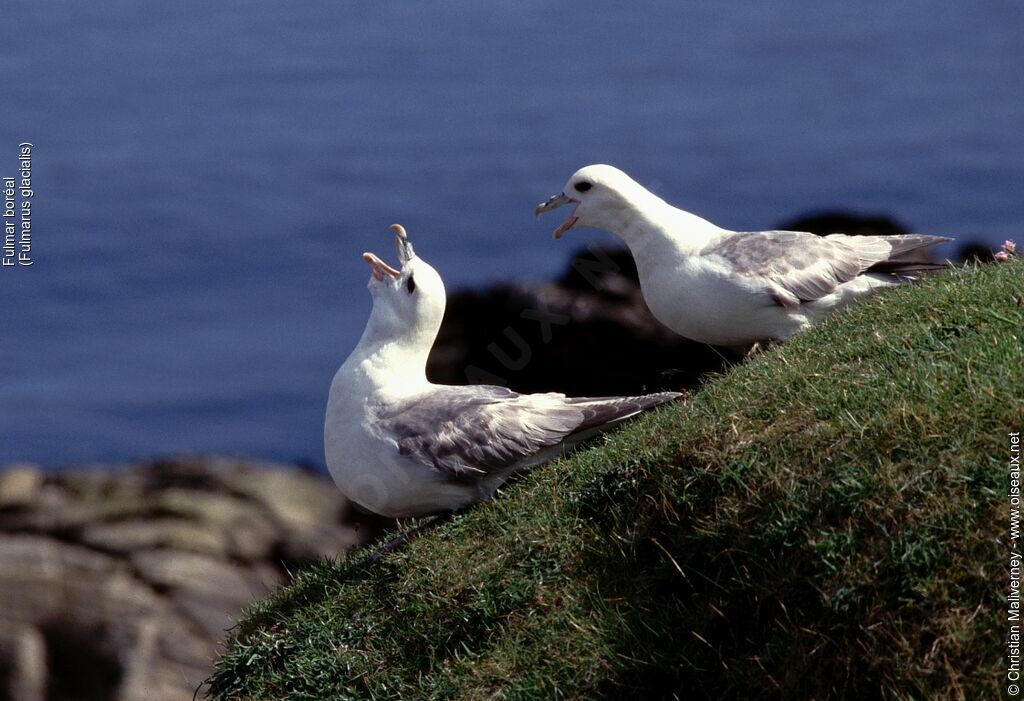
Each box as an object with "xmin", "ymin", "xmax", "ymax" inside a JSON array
[
  {"xmin": 324, "ymin": 224, "xmax": 680, "ymax": 518},
  {"xmin": 536, "ymin": 164, "xmax": 950, "ymax": 348}
]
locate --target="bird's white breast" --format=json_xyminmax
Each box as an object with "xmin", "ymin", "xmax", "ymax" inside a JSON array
[{"xmin": 325, "ymin": 366, "xmax": 479, "ymax": 517}]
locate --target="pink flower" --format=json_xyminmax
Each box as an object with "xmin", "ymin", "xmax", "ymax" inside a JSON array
[
  {"xmin": 1004, "ymin": 240, "xmax": 1017, "ymax": 254},
  {"xmin": 995, "ymin": 251, "xmax": 1009, "ymax": 262}
]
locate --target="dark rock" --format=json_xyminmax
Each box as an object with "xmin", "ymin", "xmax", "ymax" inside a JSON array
[
  {"xmin": 777, "ymin": 210, "xmax": 912, "ymax": 237},
  {"xmin": 428, "ymin": 244, "xmax": 735, "ymax": 396},
  {"xmin": 957, "ymin": 240, "xmax": 997, "ymax": 264}
]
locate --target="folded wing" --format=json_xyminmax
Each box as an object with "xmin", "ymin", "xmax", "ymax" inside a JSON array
[
  {"xmin": 377, "ymin": 385, "xmax": 679, "ymax": 479},
  {"xmin": 703, "ymin": 231, "xmax": 949, "ymax": 308}
]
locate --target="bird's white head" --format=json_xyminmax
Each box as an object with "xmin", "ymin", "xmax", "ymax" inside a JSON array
[
  {"xmin": 534, "ymin": 164, "xmax": 656, "ymax": 240},
  {"xmin": 361, "ymin": 224, "xmax": 446, "ymax": 350}
]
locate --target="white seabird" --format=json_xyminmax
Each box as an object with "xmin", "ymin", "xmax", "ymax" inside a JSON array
[
  {"xmin": 535, "ymin": 164, "xmax": 950, "ymax": 347},
  {"xmin": 324, "ymin": 224, "xmax": 679, "ymax": 518}
]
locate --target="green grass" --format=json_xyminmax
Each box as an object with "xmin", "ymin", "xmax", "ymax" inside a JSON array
[{"xmin": 207, "ymin": 261, "xmax": 1022, "ymax": 700}]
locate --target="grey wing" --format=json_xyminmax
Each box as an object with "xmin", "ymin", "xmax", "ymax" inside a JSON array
[
  {"xmin": 704, "ymin": 231, "xmax": 949, "ymax": 307},
  {"xmin": 377, "ymin": 386, "xmax": 679, "ymax": 479}
]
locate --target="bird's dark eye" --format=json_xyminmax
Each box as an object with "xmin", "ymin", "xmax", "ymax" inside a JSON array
[
  {"xmin": 406, "ymin": 275, "xmax": 416, "ymax": 293},
  {"xmin": 574, "ymin": 181, "xmax": 592, "ymax": 193}
]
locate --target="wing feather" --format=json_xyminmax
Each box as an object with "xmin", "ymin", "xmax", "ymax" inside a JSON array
[
  {"xmin": 377, "ymin": 386, "xmax": 678, "ymax": 479},
  {"xmin": 703, "ymin": 231, "xmax": 948, "ymax": 305}
]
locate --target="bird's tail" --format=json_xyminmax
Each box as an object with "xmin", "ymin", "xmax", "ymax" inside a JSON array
[
  {"xmin": 869, "ymin": 234, "xmax": 953, "ymax": 278},
  {"xmin": 569, "ymin": 391, "xmax": 681, "ymax": 435}
]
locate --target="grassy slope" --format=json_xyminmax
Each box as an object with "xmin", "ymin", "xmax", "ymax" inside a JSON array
[{"xmin": 208, "ymin": 261, "xmax": 1022, "ymax": 700}]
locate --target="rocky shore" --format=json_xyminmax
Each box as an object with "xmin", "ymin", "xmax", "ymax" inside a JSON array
[{"xmin": 0, "ymin": 457, "xmax": 377, "ymax": 701}]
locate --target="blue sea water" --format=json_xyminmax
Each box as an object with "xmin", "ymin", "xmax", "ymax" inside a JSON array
[{"xmin": 1, "ymin": 1, "xmax": 1021, "ymax": 467}]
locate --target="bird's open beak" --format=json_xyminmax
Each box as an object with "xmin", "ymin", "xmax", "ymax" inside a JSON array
[
  {"xmin": 363, "ymin": 224, "xmax": 414, "ymax": 281},
  {"xmin": 534, "ymin": 192, "xmax": 578, "ymax": 239},
  {"xmin": 362, "ymin": 252, "xmax": 401, "ymax": 281}
]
